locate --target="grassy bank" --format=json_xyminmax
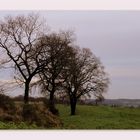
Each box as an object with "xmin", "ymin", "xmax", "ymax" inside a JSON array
[
  {"xmin": 1, "ymin": 104, "xmax": 140, "ymax": 129},
  {"xmin": 57, "ymin": 104, "xmax": 140, "ymax": 129}
]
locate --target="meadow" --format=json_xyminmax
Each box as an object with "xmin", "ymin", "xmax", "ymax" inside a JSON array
[
  {"xmin": 58, "ymin": 104, "xmax": 140, "ymax": 129},
  {"xmin": 1, "ymin": 104, "xmax": 140, "ymax": 129}
]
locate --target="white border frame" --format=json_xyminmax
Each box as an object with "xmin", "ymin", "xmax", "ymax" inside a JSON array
[
  {"xmin": 0, "ymin": 0, "xmax": 140, "ymax": 140},
  {"xmin": 0, "ymin": 0, "xmax": 140, "ymax": 10}
]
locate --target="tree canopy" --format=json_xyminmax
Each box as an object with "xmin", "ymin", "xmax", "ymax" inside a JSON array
[
  {"xmin": 0, "ymin": 13, "xmax": 49, "ymax": 103},
  {"xmin": 0, "ymin": 13, "xmax": 109, "ymax": 116}
]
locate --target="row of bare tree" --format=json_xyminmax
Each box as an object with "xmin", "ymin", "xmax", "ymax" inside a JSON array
[{"xmin": 0, "ymin": 13, "xmax": 109, "ymax": 115}]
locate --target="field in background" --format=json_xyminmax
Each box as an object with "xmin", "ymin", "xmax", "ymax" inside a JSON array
[{"xmin": 57, "ymin": 104, "xmax": 140, "ymax": 129}]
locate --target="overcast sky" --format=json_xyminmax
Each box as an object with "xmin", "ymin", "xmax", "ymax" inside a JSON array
[{"xmin": 0, "ymin": 11, "xmax": 140, "ymax": 99}]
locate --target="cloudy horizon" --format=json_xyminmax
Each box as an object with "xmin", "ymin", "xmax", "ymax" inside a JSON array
[{"xmin": 0, "ymin": 11, "xmax": 140, "ymax": 99}]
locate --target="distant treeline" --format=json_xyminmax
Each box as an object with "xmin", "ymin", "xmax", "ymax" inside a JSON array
[
  {"xmin": 12, "ymin": 95, "xmax": 46, "ymax": 102},
  {"xmin": 12, "ymin": 95, "xmax": 88, "ymax": 105}
]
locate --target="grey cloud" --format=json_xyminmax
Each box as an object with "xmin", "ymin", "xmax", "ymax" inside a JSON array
[{"xmin": 0, "ymin": 11, "xmax": 140, "ymax": 99}]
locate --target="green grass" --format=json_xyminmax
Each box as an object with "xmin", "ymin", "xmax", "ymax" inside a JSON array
[
  {"xmin": 57, "ymin": 104, "xmax": 140, "ymax": 129},
  {"xmin": 0, "ymin": 121, "xmax": 38, "ymax": 129},
  {"xmin": 1, "ymin": 104, "xmax": 140, "ymax": 129}
]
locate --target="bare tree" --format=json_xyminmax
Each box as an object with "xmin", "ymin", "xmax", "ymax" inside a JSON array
[
  {"xmin": 32, "ymin": 31, "xmax": 74, "ymax": 114},
  {"xmin": 62, "ymin": 47, "xmax": 109, "ymax": 115},
  {"xmin": 0, "ymin": 13, "xmax": 49, "ymax": 103}
]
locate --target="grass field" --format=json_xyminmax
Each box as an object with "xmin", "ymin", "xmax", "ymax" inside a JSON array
[
  {"xmin": 1, "ymin": 104, "xmax": 140, "ymax": 129},
  {"xmin": 57, "ymin": 104, "xmax": 140, "ymax": 129}
]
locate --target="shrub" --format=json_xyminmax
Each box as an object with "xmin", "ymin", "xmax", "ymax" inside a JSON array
[
  {"xmin": 0, "ymin": 93, "xmax": 62, "ymax": 128},
  {"xmin": 0, "ymin": 114, "xmax": 15, "ymax": 121},
  {"xmin": 35, "ymin": 103, "xmax": 62, "ymax": 128},
  {"xmin": 22, "ymin": 103, "xmax": 62, "ymax": 128},
  {"xmin": 48, "ymin": 105, "xmax": 59, "ymax": 116},
  {"xmin": 0, "ymin": 94, "xmax": 18, "ymax": 122},
  {"xmin": 43, "ymin": 99, "xmax": 59, "ymax": 115},
  {"xmin": 0, "ymin": 94, "xmax": 16, "ymax": 114},
  {"xmin": 22, "ymin": 104, "xmax": 38, "ymax": 123}
]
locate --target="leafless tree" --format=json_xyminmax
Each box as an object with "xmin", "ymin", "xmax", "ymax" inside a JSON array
[
  {"xmin": 32, "ymin": 31, "xmax": 74, "ymax": 114},
  {"xmin": 0, "ymin": 13, "xmax": 49, "ymax": 103},
  {"xmin": 62, "ymin": 47, "xmax": 109, "ymax": 115}
]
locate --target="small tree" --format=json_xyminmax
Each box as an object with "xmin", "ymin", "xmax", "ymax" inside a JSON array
[
  {"xmin": 62, "ymin": 47, "xmax": 109, "ymax": 115},
  {"xmin": 0, "ymin": 13, "xmax": 49, "ymax": 103},
  {"xmin": 95, "ymin": 94, "xmax": 105, "ymax": 105}
]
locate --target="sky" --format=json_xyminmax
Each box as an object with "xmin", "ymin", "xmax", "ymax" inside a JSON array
[{"xmin": 0, "ymin": 11, "xmax": 140, "ymax": 99}]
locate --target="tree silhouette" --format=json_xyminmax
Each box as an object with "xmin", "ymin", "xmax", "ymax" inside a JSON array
[
  {"xmin": 0, "ymin": 14, "xmax": 49, "ymax": 103},
  {"xmin": 32, "ymin": 31, "xmax": 74, "ymax": 114},
  {"xmin": 62, "ymin": 47, "xmax": 109, "ymax": 115}
]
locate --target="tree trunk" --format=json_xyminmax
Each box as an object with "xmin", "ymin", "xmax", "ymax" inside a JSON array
[
  {"xmin": 70, "ymin": 98, "xmax": 77, "ymax": 115},
  {"xmin": 48, "ymin": 89, "xmax": 58, "ymax": 115},
  {"xmin": 49, "ymin": 91, "xmax": 55, "ymax": 109},
  {"xmin": 24, "ymin": 80, "xmax": 30, "ymax": 104}
]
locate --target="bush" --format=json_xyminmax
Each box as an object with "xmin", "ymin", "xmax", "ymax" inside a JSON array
[
  {"xmin": 43, "ymin": 99, "xmax": 59, "ymax": 115},
  {"xmin": 48, "ymin": 105, "xmax": 59, "ymax": 116},
  {"xmin": 0, "ymin": 92, "xmax": 62, "ymax": 128},
  {"xmin": 0, "ymin": 94, "xmax": 18, "ymax": 122},
  {"xmin": 22, "ymin": 104, "xmax": 38, "ymax": 123},
  {"xmin": 22, "ymin": 103, "xmax": 62, "ymax": 128},
  {"xmin": 0, "ymin": 94, "xmax": 16, "ymax": 114}
]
